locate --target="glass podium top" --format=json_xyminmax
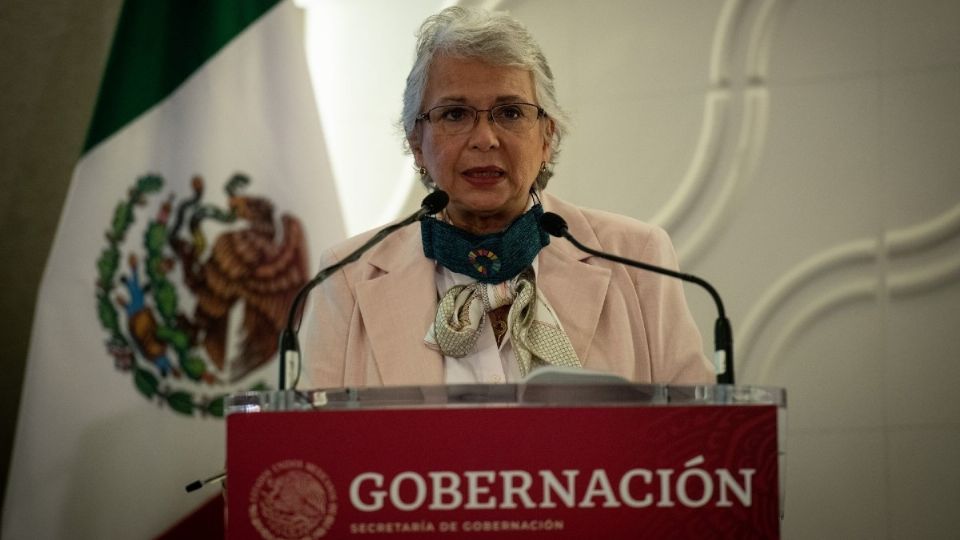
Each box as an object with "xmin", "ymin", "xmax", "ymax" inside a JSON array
[{"xmin": 227, "ymin": 383, "xmax": 785, "ymax": 415}]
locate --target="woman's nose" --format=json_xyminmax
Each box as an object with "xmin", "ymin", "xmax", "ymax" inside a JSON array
[{"xmin": 468, "ymin": 111, "xmax": 500, "ymax": 150}]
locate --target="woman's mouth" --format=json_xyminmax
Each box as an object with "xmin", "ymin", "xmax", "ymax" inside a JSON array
[{"xmin": 461, "ymin": 166, "xmax": 505, "ymax": 185}]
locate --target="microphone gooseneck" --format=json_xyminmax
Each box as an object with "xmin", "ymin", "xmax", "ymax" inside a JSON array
[
  {"xmin": 540, "ymin": 211, "xmax": 734, "ymax": 384},
  {"xmin": 278, "ymin": 190, "xmax": 450, "ymax": 389}
]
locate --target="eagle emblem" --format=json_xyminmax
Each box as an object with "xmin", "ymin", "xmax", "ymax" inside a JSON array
[{"xmin": 96, "ymin": 173, "xmax": 309, "ymax": 416}]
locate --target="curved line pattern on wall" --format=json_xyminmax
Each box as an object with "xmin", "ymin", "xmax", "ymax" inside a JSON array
[
  {"xmin": 649, "ymin": 92, "xmax": 731, "ymax": 232},
  {"xmin": 739, "ymin": 238, "xmax": 877, "ymax": 364},
  {"xmin": 888, "ymin": 203, "xmax": 960, "ymax": 256},
  {"xmin": 649, "ymin": 0, "xmax": 741, "ymax": 231},
  {"xmin": 743, "ymin": 202, "xmax": 960, "ymax": 380},
  {"xmin": 677, "ymin": 86, "xmax": 769, "ymax": 262},
  {"xmin": 758, "ymin": 280, "xmax": 876, "ymax": 381},
  {"xmin": 889, "ymin": 250, "xmax": 960, "ymax": 297},
  {"xmin": 677, "ymin": 0, "xmax": 787, "ymax": 263},
  {"xmin": 649, "ymin": 0, "xmax": 742, "ymax": 231}
]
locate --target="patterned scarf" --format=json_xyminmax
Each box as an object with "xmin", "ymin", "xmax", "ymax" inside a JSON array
[{"xmin": 425, "ymin": 269, "xmax": 580, "ymax": 377}]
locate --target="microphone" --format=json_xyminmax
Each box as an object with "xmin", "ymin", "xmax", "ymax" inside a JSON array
[
  {"xmin": 278, "ymin": 190, "xmax": 449, "ymax": 389},
  {"xmin": 539, "ymin": 212, "xmax": 734, "ymax": 384},
  {"xmin": 184, "ymin": 471, "xmax": 225, "ymax": 493}
]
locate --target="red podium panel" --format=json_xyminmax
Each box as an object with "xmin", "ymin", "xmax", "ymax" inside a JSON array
[{"xmin": 226, "ymin": 384, "xmax": 782, "ymax": 539}]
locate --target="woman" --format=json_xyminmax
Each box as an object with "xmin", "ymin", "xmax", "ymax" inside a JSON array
[{"xmin": 301, "ymin": 7, "xmax": 714, "ymax": 388}]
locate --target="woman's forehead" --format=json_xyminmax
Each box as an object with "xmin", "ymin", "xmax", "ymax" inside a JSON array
[{"xmin": 423, "ymin": 56, "xmax": 536, "ymax": 106}]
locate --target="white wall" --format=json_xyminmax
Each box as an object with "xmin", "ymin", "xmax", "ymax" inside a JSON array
[{"xmin": 349, "ymin": 0, "xmax": 959, "ymax": 537}]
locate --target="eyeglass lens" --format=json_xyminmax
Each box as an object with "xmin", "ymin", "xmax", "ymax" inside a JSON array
[{"xmin": 427, "ymin": 104, "xmax": 541, "ymax": 135}]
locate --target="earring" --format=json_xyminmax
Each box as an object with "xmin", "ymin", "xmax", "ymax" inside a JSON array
[
  {"xmin": 535, "ymin": 161, "xmax": 553, "ymax": 190},
  {"xmin": 416, "ymin": 165, "xmax": 436, "ymax": 189}
]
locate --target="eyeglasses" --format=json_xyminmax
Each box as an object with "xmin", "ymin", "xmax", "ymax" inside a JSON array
[{"xmin": 416, "ymin": 103, "xmax": 546, "ymax": 136}]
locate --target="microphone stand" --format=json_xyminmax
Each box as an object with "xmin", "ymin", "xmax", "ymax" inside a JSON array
[{"xmin": 540, "ymin": 212, "xmax": 734, "ymax": 384}]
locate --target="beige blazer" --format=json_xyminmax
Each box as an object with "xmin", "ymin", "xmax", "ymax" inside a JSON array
[{"xmin": 301, "ymin": 193, "xmax": 714, "ymax": 388}]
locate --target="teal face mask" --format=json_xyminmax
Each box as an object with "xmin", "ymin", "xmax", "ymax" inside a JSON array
[{"xmin": 421, "ymin": 204, "xmax": 550, "ymax": 283}]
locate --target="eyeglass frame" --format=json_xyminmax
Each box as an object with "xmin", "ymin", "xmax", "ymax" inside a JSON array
[{"xmin": 415, "ymin": 102, "xmax": 547, "ymax": 135}]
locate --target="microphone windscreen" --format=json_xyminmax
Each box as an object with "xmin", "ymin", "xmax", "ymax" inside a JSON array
[
  {"xmin": 539, "ymin": 211, "xmax": 568, "ymax": 237},
  {"xmin": 421, "ymin": 190, "xmax": 449, "ymax": 214}
]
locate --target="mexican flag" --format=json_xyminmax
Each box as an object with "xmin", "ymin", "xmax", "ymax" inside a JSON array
[{"xmin": 3, "ymin": 0, "xmax": 344, "ymax": 537}]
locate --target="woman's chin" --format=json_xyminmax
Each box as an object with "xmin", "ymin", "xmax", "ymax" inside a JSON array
[
  {"xmin": 449, "ymin": 198, "xmax": 527, "ymax": 232},
  {"xmin": 452, "ymin": 196, "xmax": 513, "ymax": 218}
]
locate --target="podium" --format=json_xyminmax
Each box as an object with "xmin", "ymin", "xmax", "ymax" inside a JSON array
[{"xmin": 225, "ymin": 383, "xmax": 785, "ymax": 539}]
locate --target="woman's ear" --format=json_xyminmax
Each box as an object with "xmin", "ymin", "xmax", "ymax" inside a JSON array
[
  {"xmin": 408, "ymin": 126, "xmax": 424, "ymax": 165},
  {"xmin": 541, "ymin": 118, "xmax": 555, "ymax": 161}
]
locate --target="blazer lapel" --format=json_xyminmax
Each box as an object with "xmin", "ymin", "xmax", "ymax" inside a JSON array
[
  {"xmin": 355, "ymin": 225, "xmax": 444, "ymax": 386},
  {"xmin": 538, "ymin": 194, "xmax": 611, "ymax": 367}
]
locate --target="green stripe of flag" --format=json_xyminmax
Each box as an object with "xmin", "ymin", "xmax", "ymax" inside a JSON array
[{"xmin": 83, "ymin": 0, "xmax": 282, "ymax": 153}]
